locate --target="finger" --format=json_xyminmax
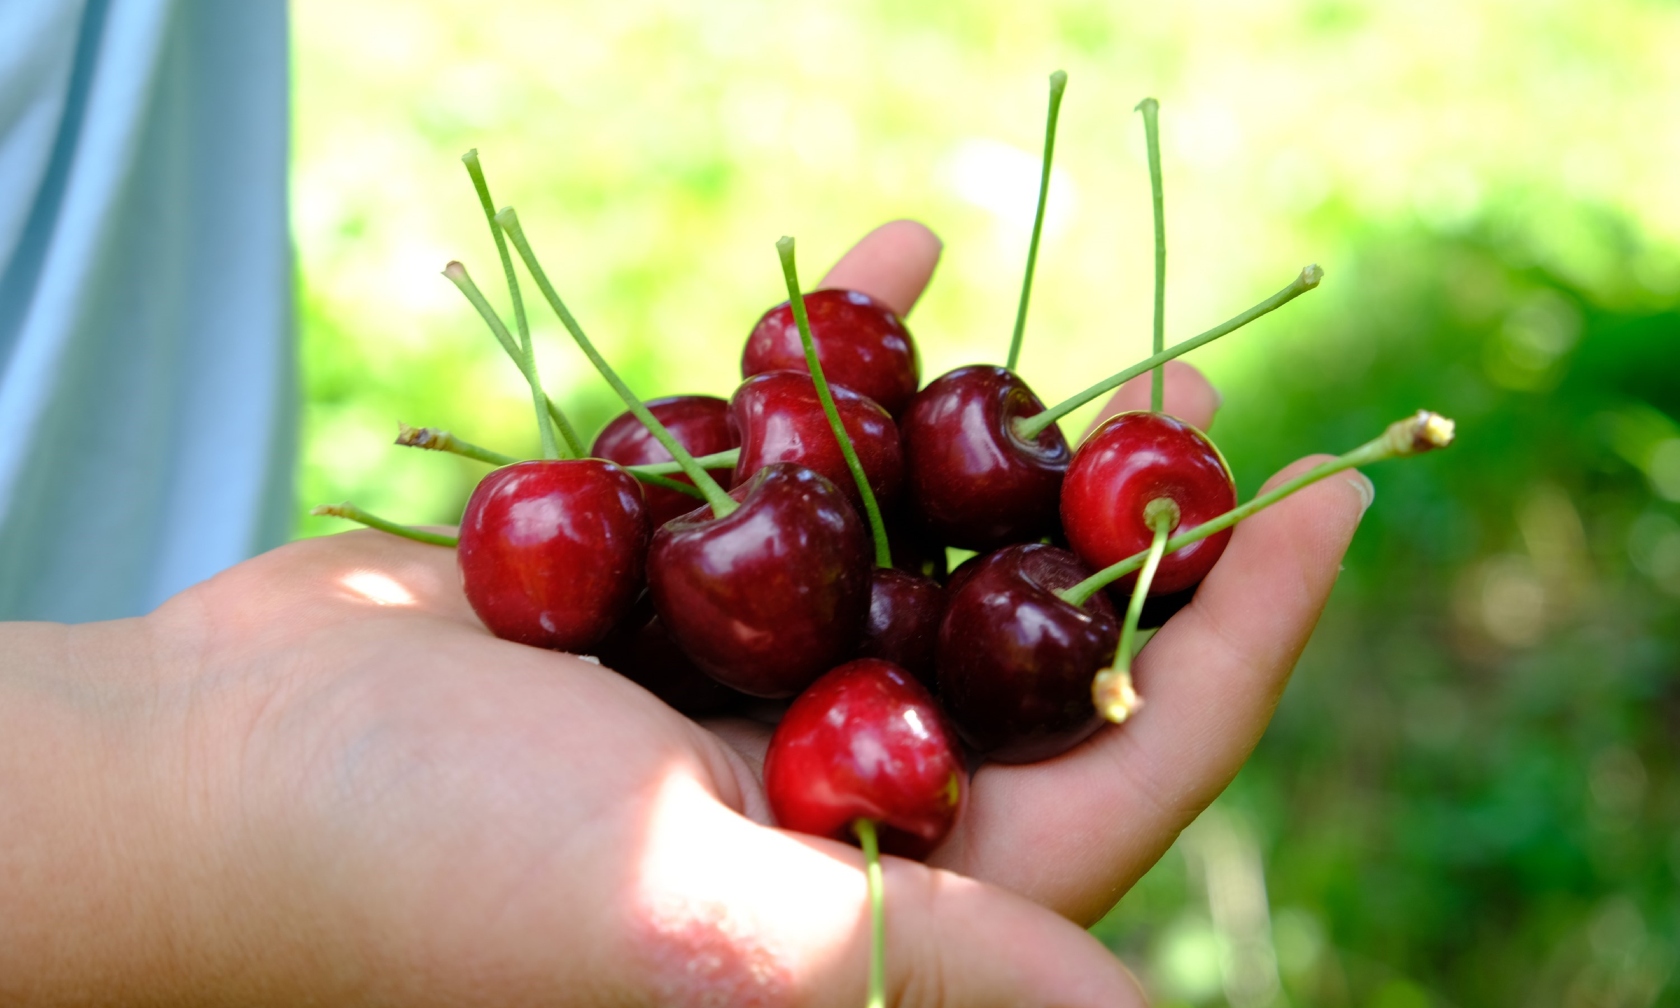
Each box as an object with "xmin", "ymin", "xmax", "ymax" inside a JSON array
[
  {"xmin": 621, "ymin": 789, "xmax": 1146, "ymax": 1008},
  {"xmin": 1084, "ymin": 359, "xmax": 1222, "ymax": 437},
  {"xmin": 935, "ymin": 455, "xmax": 1370, "ymax": 924},
  {"xmin": 817, "ymin": 220, "xmax": 944, "ymax": 317}
]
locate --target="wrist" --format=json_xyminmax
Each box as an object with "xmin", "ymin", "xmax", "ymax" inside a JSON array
[{"xmin": 0, "ymin": 617, "xmax": 210, "ymax": 1004}]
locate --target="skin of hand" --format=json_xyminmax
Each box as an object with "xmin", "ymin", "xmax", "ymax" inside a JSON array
[{"xmin": 0, "ymin": 220, "xmax": 1367, "ymax": 1006}]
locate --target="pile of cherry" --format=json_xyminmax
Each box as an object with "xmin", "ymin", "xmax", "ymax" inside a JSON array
[{"xmin": 316, "ymin": 75, "xmax": 1452, "ymax": 1006}]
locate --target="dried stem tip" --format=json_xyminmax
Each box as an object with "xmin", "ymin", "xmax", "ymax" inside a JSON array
[
  {"xmin": 1300, "ymin": 263, "xmax": 1324, "ymax": 288},
  {"xmin": 1093, "ymin": 668, "xmax": 1144, "ymax": 724},
  {"xmin": 1385, "ymin": 410, "xmax": 1456, "ymax": 456},
  {"xmin": 396, "ymin": 423, "xmax": 442, "ymax": 450}
]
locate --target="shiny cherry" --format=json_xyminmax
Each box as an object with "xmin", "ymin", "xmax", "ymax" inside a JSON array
[
  {"xmin": 594, "ymin": 592, "xmax": 748, "ymax": 717},
  {"xmin": 648, "ymin": 463, "xmax": 872, "ymax": 698},
  {"xmin": 764, "ymin": 658, "xmax": 965, "ymax": 860},
  {"xmin": 1060, "ymin": 411, "xmax": 1236, "ymax": 599},
  {"xmin": 857, "ymin": 568, "xmax": 944, "ymax": 687},
  {"xmin": 744, "ymin": 289, "xmax": 920, "ymax": 418},
  {"xmin": 936, "ymin": 543, "xmax": 1119, "ymax": 763},
  {"xmin": 458, "ymin": 459, "xmax": 650, "ymax": 653},
  {"xmin": 899, "ymin": 365, "xmax": 1071, "ymax": 550},
  {"xmin": 590, "ymin": 395, "xmax": 738, "ymax": 528},
  {"xmin": 729, "ymin": 370, "xmax": 904, "ymax": 517}
]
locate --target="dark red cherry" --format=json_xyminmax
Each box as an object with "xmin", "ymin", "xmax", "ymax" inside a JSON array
[
  {"xmin": 764, "ymin": 658, "xmax": 965, "ymax": 860},
  {"xmin": 648, "ymin": 463, "xmax": 872, "ymax": 698},
  {"xmin": 729, "ymin": 370, "xmax": 904, "ymax": 516},
  {"xmin": 590, "ymin": 395, "xmax": 738, "ymax": 528},
  {"xmin": 1060, "ymin": 411, "xmax": 1236, "ymax": 599},
  {"xmin": 884, "ymin": 507, "xmax": 949, "ymax": 581},
  {"xmin": 744, "ymin": 289, "xmax": 920, "ymax": 418},
  {"xmin": 594, "ymin": 592, "xmax": 749, "ymax": 718},
  {"xmin": 858, "ymin": 568, "xmax": 944, "ymax": 687},
  {"xmin": 458, "ymin": 459, "xmax": 650, "ymax": 652},
  {"xmin": 899, "ymin": 365, "xmax": 1070, "ymax": 551},
  {"xmin": 936, "ymin": 543, "xmax": 1119, "ymax": 763}
]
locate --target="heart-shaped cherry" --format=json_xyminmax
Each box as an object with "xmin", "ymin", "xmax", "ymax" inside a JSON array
[
  {"xmin": 764, "ymin": 658, "xmax": 965, "ymax": 860},
  {"xmin": 458, "ymin": 459, "xmax": 651, "ymax": 652},
  {"xmin": 729, "ymin": 370, "xmax": 904, "ymax": 517},
  {"xmin": 648, "ymin": 463, "xmax": 872, "ymax": 698},
  {"xmin": 593, "ymin": 592, "xmax": 749, "ymax": 717},
  {"xmin": 1060, "ymin": 411, "xmax": 1236, "ymax": 600},
  {"xmin": 857, "ymin": 568, "xmax": 944, "ymax": 687},
  {"xmin": 936, "ymin": 543, "xmax": 1118, "ymax": 763},
  {"xmin": 744, "ymin": 289, "xmax": 920, "ymax": 418},
  {"xmin": 899, "ymin": 365, "xmax": 1071, "ymax": 550},
  {"xmin": 591, "ymin": 395, "xmax": 738, "ymax": 527}
]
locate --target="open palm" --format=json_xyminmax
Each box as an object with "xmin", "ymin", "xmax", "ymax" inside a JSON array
[{"xmin": 132, "ymin": 222, "xmax": 1366, "ymax": 1006}]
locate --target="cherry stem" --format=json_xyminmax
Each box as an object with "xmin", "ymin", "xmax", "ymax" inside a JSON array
[
  {"xmin": 495, "ymin": 207, "xmax": 738, "ymax": 518},
  {"xmin": 777, "ymin": 237, "xmax": 893, "ymax": 568},
  {"xmin": 1013, "ymin": 264, "xmax": 1323, "ymax": 441},
  {"xmin": 631, "ymin": 448, "xmax": 740, "ymax": 476},
  {"xmin": 396, "ymin": 423, "xmax": 519, "ymax": 467},
  {"xmin": 442, "ymin": 261, "xmax": 583, "ymax": 459},
  {"xmin": 309, "ymin": 503, "xmax": 458, "ymax": 547},
  {"xmin": 852, "ymin": 818, "xmax": 886, "ymax": 1008},
  {"xmin": 1093, "ymin": 499, "xmax": 1176, "ymax": 724},
  {"xmin": 1135, "ymin": 98, "xmax": 1166, "ymax": 413},
  {"xmin": 1058, "ymin": 410, "xmax": 1456, "ymax": 607},
  {"xmin": 1005, "ymin": 70, "xmax": 1067, "ymax": 374},
  {"xmin": 461, "ymin": 151, "xmax": 585, "ymax": 459},
  {"xmin": 392, "ymin": 425, "xmax": 722, "ymax": 500}
]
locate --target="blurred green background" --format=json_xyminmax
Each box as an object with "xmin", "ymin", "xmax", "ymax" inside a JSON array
[{"xmin": 291, "ymin": 0, "xmax": 1680, "ymax": 1003}]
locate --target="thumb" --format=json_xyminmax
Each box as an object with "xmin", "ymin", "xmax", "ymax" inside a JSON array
[
  {"xmin": 621, "ymin": 785, "xmax": 1145, "ymax": 1007},
  {"xmin": 1087, "ymin": 359, "xmax": 1221, "ymax": 435}
]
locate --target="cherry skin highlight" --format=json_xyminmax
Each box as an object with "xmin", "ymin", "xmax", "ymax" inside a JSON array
[
  {"xmin": 743, "ymin": 288, "xmax": 920, "ymax": 418},
  {"xmin": 729, "ymin": 370, "xmax": 904, "ymax": 516},
  {"xmin": 764, "ymin": 658, "xmax": 965, "ymax": 860},
  {"xmin": 648, "ymin": 463, "xmax": 872, "ymax": 698},
  {"xmin": 899, "ymin": 365, "xmax": 1071, "ymax": 550},
  {"xmin": 936, "ymin": 543, "xmax": 1120, "ymax": 763},
  {"xmin": 1060, "ymin": 411, "xmax": 1236, "ymax": 599},
  {"xmin": 590, "ymin": 395, "xmax": 738, "ymax": 528},
  {"xmin": 857, "ymin": 568, "xmax": 944, "ymax": 687},
  {"xmin": 458, "ymin": 459, "xmax": 651, "ymax": 653}
]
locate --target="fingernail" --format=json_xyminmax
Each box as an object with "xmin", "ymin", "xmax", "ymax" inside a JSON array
[{"xmin": 1345, "ymin": 471, "xmax": 1375, "ymax": 514}]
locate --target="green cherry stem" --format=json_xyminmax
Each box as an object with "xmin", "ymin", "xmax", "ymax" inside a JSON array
[
  {"xmin": 1135, "ymin": 98, "xmax": 1166, "ymax": 413},
  {"xmin": 463, "ymin": 147, "xmax": 574, "ymax": 460},
  {"xmin": 853, "ymin": 817, "xmax": 886, "ymax": 1008},
  {"xmin": 309, "ymin": 503, "xmax": 458, "ymax": 547},
  {"xmin": 495, "ymin": 207, "xmax": 738, "ymax": 518},
  {"xmin": 395, "ymin": 423, "xmax": 520, "ymax": 467},
  {"xmin": 1006, "ymin": 69, "xmax": 1067, "ymax": 374},
  {"xmin": 630, "ymin": 448, "xmax": 740, "ymax": 476},
  {"xmin": 777, "ymin": 237, "xmax": 893, "ymax": 568},
  {"xmin": 1092, "ymin": 498, "xmax": 1176, "ymax": 724},
  {"xmin": 442, "ymin": 261, "xmax": 584, "ymax": 459},
  {"xmin": 1013, "ymin": 264, "xmax": 1323, "ymax": 442},
  {"xmin": 1058, "ymin": 410, "xmax": 1457, "ymax": 607}
]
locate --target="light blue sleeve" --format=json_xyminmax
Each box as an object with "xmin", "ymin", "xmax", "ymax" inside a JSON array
[{"xmin": 0, "ymin": 0, "xmax": 295, "ymax": 623}]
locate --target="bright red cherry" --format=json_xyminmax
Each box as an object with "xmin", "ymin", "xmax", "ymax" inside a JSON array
[
  {"xmin": 764, "ymin": 658, "xmax": 965, "ymax": 860},
  {"xmin": 744, "ymin": 289, "xmax": 920, "ymax": 418},
  {"xmin": 1060, "ymin": 411, "xmax": 1236, "ymax": 599},
  {"xmin": 594, "ymin": 593, "xmax": 748, "ymax": 718},
  {"xmin": 857, "ymin": 568, "xmax": 944, "ymax": 687},
  {"xmin": 729, "ymin": 370, "xmax": 904, "ymax": 517},
  {"xmin": 936, "ymin": 543, "xmax": 1119, "ymax": 763},
  {"xmin": 899, "ymin": 365, "xmax": 1070, "ymax": 550},
  {"xmin": 458, "ymin": 459, "xmax": 650, "ymax": 653},
  {"xmin": 648, "ymin": 463, "xmax": 872, "ymax": 698},
  {"xmin": 590, "ymin": 395, "xmax": 738, "ymax": 528}
]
